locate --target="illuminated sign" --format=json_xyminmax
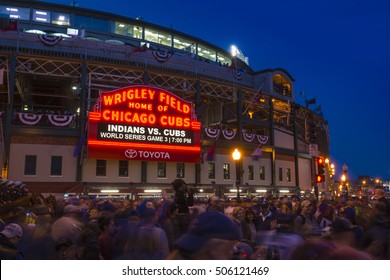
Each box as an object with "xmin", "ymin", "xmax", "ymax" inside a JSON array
[{"xmin": 87, "ymin": 85, "xmax": 201, "ymax": 162}]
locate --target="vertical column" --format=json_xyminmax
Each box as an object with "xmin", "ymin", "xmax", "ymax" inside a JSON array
[
  {"xmin": 236, "ymin": 89, "xmax": 242, "ymax": 141},
  {"xmin": 2, "ymin": 55, "xmax": 16, "ymax": 178},
  {"xmin": 236, "ymin": 90, "xmax": 243, "ymax": 202},
  {"xmin": 141, "ymin": 161, "xmax": 147, "ymax": 183},
  {"xmin": 268, "ymin": 97, "xmax": 276, "ymax": 193},
  {"xmin": 195, "ymin": 80, "xmax": 201, "ymax": 185},
  {"xmin": 141, "ymin": 71, "xmax": 149, "ymax": 183},
  {"xmin": 292, "ymin": 104, "xmax": 300, "ymax": 194},
  {"xmin": 76, "ymin": 61, "xmax": 87, "ymax": 182},
  {"xmin": 143, "ymin": 71, "xmax": 149, "ymax": 85}
]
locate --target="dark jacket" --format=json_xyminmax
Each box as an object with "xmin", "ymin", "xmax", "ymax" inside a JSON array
[
  {"xmin": 256, "ymin": 212, "xmax": 276, "ymax": 231},
  {"xmin": 378, "ymin": 197, "xmax": 390, "ymax": 217},
  {"xmin": 0, "ymin": 234, "xmax": 23, "ymax": 260}
]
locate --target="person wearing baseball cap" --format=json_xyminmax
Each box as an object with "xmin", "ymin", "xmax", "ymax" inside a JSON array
[
  {"xmin": 0, "ymin": 223, "xmax": 24, "ymax": 259},
  {"xmin": 167, "ymin": 211, "xmax": 240, "ymax": 259}
]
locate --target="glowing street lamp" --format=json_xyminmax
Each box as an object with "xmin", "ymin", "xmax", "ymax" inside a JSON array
[
  {"xmin": 341, "ymin": 163, "xmax": 348, "ymax": 197},
  {"xmin": 232, "ymin": 148, "xmax": 242, "ymax": 202},
  {"xmin": 232, "ymin": 148, "xmax": 241, "ymax": 161},
  {"xmin": 330, "ymin": 163, "xmax": 335, "ymax": 177}
]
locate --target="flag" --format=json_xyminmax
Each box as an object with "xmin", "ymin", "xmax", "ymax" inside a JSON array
[
  {"xmin": 251, "ymin": 144, "xmax": 262, "ymax": 161},
  {"xmin": 305, "ymin": 98, "xmax": 316, "ymax": 106},
  {"xmin": 243, "ymin": 81, "xmax": 264, "ymax": 115},
  {"xmin": 206, "ymin": 142, "xmax": 216, "ymax": 161},
  {"xmin": 253, "ymin": 86, "xmax": 263, "ymax": 104},
  {"xmin": 1, "ymin": 19, "xmax": 17, "ymax": 31},
  {"xmin": 133, "ymin": 43, "xmax": 148, "ymax": 53},
  {"xmin": 0, "ymin": 68, "xmax": 4, "ymax": 85}
]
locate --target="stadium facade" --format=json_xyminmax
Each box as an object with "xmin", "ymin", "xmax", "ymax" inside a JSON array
[{"xmin": 0, "ymin": 0, "xmax": 330, "ymax": 199}]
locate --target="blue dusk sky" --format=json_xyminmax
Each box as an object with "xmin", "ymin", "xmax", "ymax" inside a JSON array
[{"xmin": 42, "ymin": 0, "xmax": 390, "ymax": 180}]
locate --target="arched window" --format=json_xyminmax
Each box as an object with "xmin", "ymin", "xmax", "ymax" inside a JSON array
[{"xmin": 272, "ymin": 74, "xmax": 292, "ymax": 98}]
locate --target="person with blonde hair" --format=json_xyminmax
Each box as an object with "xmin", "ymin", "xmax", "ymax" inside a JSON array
[{"xmin": 293, "ymin": 200, "xmax": 321, "ymax": 238}]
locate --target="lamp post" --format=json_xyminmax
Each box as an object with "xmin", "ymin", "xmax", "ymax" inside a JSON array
[
  {"xmin": 330, "ymin": 163, "xmax": 335, "ymax": 197},
  {"xmin": 232, "ymin": 148, "xmax": 241, "ymax": 203},
  {"xmin": 342, "ymin": 163, "xmax": 348, "ymax": 197}
]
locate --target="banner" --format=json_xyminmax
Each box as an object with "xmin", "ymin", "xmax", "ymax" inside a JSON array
[
  {"xmin": 17, "ymin": 112, "xmax": 75, "ymax": 127},
  {"xmin": 152, "ymin": 51, "xmax": 172, "ymax": 63},
  {"xmin": 38, "ymin": 34, "xmax": 63, "ymax": 46},
  {"xmin": 47, "ymin": 114, "xmax": 74, "ymax": 126}
]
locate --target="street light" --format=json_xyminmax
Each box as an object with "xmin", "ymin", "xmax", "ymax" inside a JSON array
[
  {"xmin": 232, "ymin": 148, "xmax": 241, "ymax": 202},
  {"xmin": 330, "ymin": 163, "xmax": 335, "ymax": 177},
  {"xmin": 328, "ymin": 162, "xmax": 334, "ymax": 195},
  {"xmin": 342, "ymin": 163, "xmax": 348, "ymax": 197}
]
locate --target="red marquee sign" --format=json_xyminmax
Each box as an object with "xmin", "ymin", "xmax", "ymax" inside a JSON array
[{"xmin": 87, "ymin": 85, "xmax": 201, "ymax": 163}]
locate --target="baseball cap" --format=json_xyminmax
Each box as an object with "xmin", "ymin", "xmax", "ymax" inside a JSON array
[
  {"xmin": 1, "ymin": 223, "xmax": 23, "ymax": 238},
  {"xmin": 175, "ymin": 211, "xmax": 240, "ymax": 252}
]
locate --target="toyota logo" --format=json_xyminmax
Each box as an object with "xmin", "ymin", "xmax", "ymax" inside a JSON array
[{"xmin": 124, "ymin": 149, "xmax": 137, "ymax": 159}]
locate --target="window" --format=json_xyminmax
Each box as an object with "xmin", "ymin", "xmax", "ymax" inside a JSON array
[
  {"xmin": 287, "ymin": 168, "xmax": 291, "ymax": 182},
  {"xmin": 74, "ymin": 15, "xmax": 108, "ymax": 31},
  {"xmin": 90, "ymin": 18, "xmax": 109, "ymax": 32},
  {"xmin": 24, "ymin": 155, "xmax": 37, "ymax": 176},
  {"xmin": 176, "ymin": 163, "xmax": 185, "ymax": 178},
  {"xmin": 0, "ymin": 6, "xmax": 30, "ymax": 20},
  {"xmin": 133, "ymin": 25, "xmax": 143, "ymax": 39},
  {"xmin": 50, "ymin": 156, "xmax": 62, "ymax": 176},
  {"xmin": 248, "ymin": 165, "xmax": 254, "ymax": 180},
  {"xmin": 223, "ymin": 163, "xmax": 230, "ymax": 179},
  {"xmin": 259, "ymin": 166, "xmax": 265, "ymax": 181},
  {"xmin": 198, "ymin": 44, "xmax": 216, "ymax": 62},
  {"xmin": 272, "ymin": 74, "xmax": 292, "ymax": 98},
  {"xmin": 278, "ymin": 167, "xmax": 283, "ymax": 182},
  {"xmin": 114, "ymin": 22, "xmax": 136, "ymax": 37},
  {"xmin": 119, "ymin": 160, "xmax": 128, "ymax": 177},
  {"xmin": 208, "ymin": 163, "xmax": 215, "ymax": 179},
  {"xmin": 33, "ymin": 9, "xmax": 50, "ymax": 23},
  {"xmin": 173, "ymin": 36, "xmax": 196, "ymax": 53},
  {"xmin": 145, "ymin": 28, "xmax": 172, "ymax": 46},
  {"xmin": 157, "ymin": 162, "xmax": 166, "ymax": 178},
  {"xmin": 217, "ymin": 53, "xmax": 231, "ymax": 66},
  {"xmin": 74, "ymin": 15, "xmax": 90, "ymax": 29},
  {"xmin": 96, "ymin": 160, "xmax": 106, "ymax": 176},
  {"xmin": 51, "ymin": 12, "xmax": 70, "ymax": 26}
]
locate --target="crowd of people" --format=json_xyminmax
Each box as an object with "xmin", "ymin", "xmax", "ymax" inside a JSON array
[{"xmin": 0, "ymin": 180, "xmax": 389, "ymax": 260}]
